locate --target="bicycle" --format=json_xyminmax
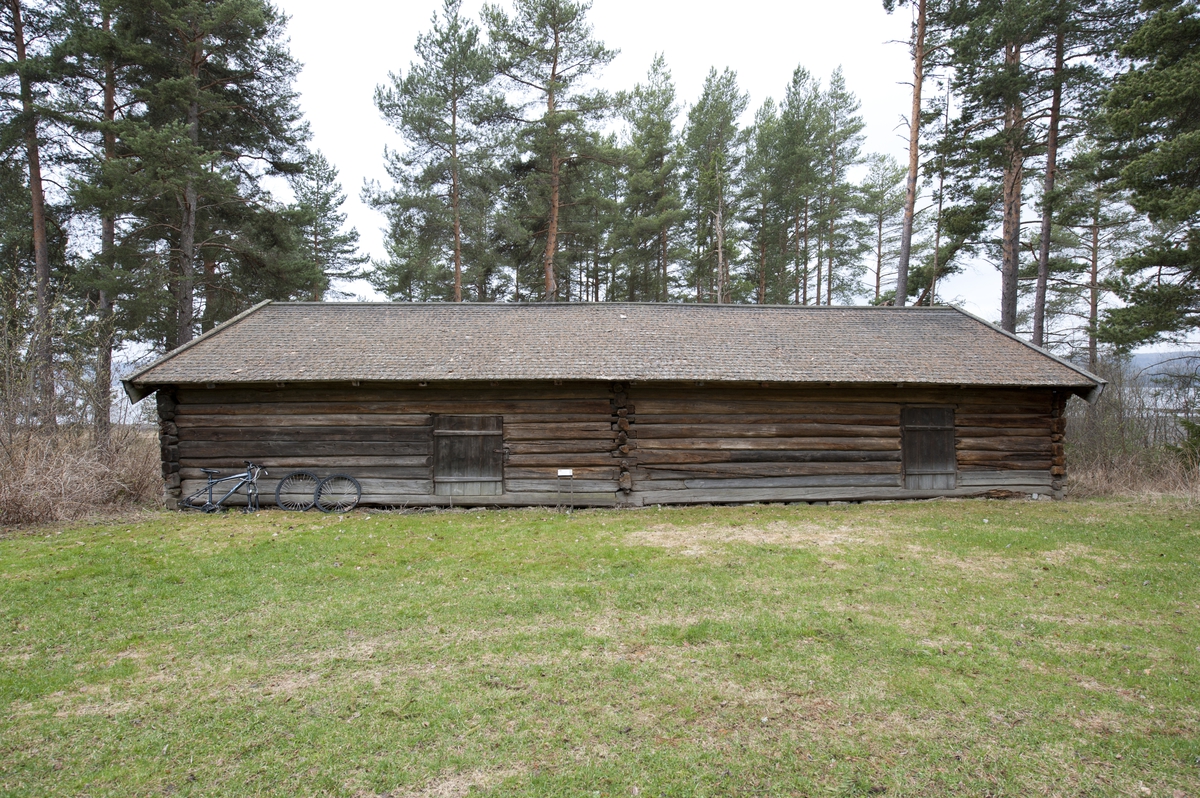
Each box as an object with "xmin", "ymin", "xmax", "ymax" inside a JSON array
[
  {"xmin": 274, "ymin": 471, "xmax": 361, "ymax": 513},
  {"xmin": 179, "ymin": 461, "xmax": 266, "ymax": 513}
]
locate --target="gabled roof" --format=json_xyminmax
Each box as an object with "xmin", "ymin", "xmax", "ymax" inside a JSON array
[{"xmin": 123, "ymin": 301, "xmax": 1104, "ymax": 402}]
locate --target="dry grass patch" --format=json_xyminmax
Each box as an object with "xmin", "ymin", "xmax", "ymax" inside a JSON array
[{"xmin": 627, "ymin": 517, "xmax": 897, "ymax": 552}]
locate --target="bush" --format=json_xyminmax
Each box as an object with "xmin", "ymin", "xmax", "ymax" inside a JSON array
[
  {"xmin": 0, "ymin": 423, "xmax": 160, "ymax": 526},
  {"xmin": 1066, "ymin": 357, "xmax": 1200, "ymax": 499}
]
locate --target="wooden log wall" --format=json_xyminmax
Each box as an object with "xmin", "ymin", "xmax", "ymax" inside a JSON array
[
  {"xmin": 155, "ymin": 380, "xmax": 1066, "ymax": 508},
  {"xmin": 621, "ymin": 383, "xmax": 1060, "ymax": 504},
  {"xmin": 169, "ymin": 382, "xmax": 623, "ymax": 508}
]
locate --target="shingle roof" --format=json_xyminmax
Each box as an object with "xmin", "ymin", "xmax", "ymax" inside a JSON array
[{"xmin": 123, "ymin": 301, "xmax": 1103, "ymax": 400}]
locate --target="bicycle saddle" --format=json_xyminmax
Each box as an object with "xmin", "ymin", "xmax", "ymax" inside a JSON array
[{"xmin": 200, "ymin": 468, "xmax": 220, "ymax": 476}]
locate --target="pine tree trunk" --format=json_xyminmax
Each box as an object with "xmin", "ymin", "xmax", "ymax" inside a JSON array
[
  {"xmin": 875, "ymin": 214, "xmax": 883, "ymax": 302},
  {"xmin": 175, "ymin": 37, "xmax": 204, "ymax": 348},
  {"xmin": 451, "ymin": 96, "xmax": 462, "ymax": 302},
  {"xmin": 758, "ymin": 202, "xmax": 767, "ymax": 304},
  {"xmin": 11, "ymin": 0, "xmax": 54, "ymax": 425},
  {"xmin": 1033, "ymin": 30, "xmax": 1064, "ymax": 347},
  {"xmin": 999, "ymin": 41, "xmax": 1024, "ymax": 333},
  {"xmin": 96, "ymin": 13, "xmax": 116, "ymax": 456},
  {"xmin": 541, "ymin": 34, "xmax": 561, "ymax": 301},
  {"xmin": 802, "ymin": 201, "xmax": 810, "ymax": 305},
  {"xmin": 1088, "ymin": 207, "xmax": 1100, "ymax": 372},
  {"xmin": 659, "ymin": 225, "xmax": 668, "ymax": 301},
  {"xmin": 895, "ymin": 0, "xmax": 926, "ymax": 308},
  {"xmin": 715, "ymin": 191, "xmax": 726, "ymax": 304}
]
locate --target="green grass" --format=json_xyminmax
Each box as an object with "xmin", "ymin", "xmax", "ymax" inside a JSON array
[{"xmin": 1, "ymin": 499, "xmax": 1198, "ymax": 796}]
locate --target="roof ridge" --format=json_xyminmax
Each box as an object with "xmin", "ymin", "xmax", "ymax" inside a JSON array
[{"xmin": 269, "ymin": 301, "xmax": 958, "ymax": 310}]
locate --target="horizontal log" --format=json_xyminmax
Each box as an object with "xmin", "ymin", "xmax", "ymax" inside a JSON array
[
  {"xmin": 505, "ymin": 479, "xmax": 619, "ymax": 493},
  {"xmin": 635, "ymin": 423, "xmax": 900, "ymax": 439},
  {"xmin": 176, "ymin": 399, "xmax": 612, "ymax": 418},
  {"xmin": 178, "ymin": 383, "xmax": 612, "ymax": 403},
  {"xmin": 505, "ymin": 453, "xmax": 623, "ymax": 467},
  {"xmin": 637, "ymin": 462, "xmax": 901, "ymax": 478},
  {"xmin": 635, "ymin": 483, "xmax": 1050, "ymax": 505},
  {"xmin": 504, "ymin": 422, "xmax": 615, "ymax": 441},
  {"xmin": 179, "ymin": 426, "xmax": 433, "ymax": 443},
  {"xmin": 179, "ymin": 441, "xmax": 430, "ymax": 458},
  {"xmin": 959, "ymin": 459, "xmax": 1054, "ymax": 471},
  {"xmin": 631, "ymin": 449, "xmax": 901, "ymax": 465},
  {"xmin": 364, "ymin": 492, "xmax": 620, "ymax": 507},
  {"xmin": 177, "ymin": 414, "xmax": 433, "ymax": 428},
  {"xmin": 181, "ymin": 477, "xmax": 434, "ymax": 500},
  {"xmin": 955, "ymin": 414, "xmax": 1052, "ymax": 428},
  {"xmin": 633, "ymin": 413, "xmax": 898, "ymax": 426},
  {"xmin": 632, "ymin": 399, "xmax": 903, "ymax": 416},
  {"xmin": 679, "ymin": 474, "xmax": 902, "ymax": 490},
  {"xmin": 504, "ymin": 441, "xmax": 617, "ymax": 455},
  {"xmin": 181, "ymin": 466, "xmax": 433, "ymax": 481},
  {"xmin": 504, "ymin": 466, "xmax": 620, "ymax": 480},
  {"xmin": 956, "ymin": 437, "xmax": 1053, "ymax": 452},
  {"xmin": 955, "ymin": 426, "xmax": 1053, "ymax": 438},
  {"xmin": 957, "ymin": 470, "xmax": 1051, "ymax": 487},
  {"xmin": 180, "ymin": 456, "xmax": 432, "ymax": 468},
  {"xmin": 636, "ymin": 437, "xmax": 900, "ymax": 452}
]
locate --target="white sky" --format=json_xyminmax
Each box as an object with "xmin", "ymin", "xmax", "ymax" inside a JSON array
[{"xmin": 278, "ymin": 0, "xmax": 999, "ymax": 320}]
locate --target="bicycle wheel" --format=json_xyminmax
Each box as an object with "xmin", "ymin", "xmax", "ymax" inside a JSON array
[
  {"xmin": 316, "ymin": 474, "xmax": 361, "ymax": 513},
  {"xmin": 275, "ymin": 471, "xmax": 319, "ymax": 511},
  {"xmin": 178, "ymin": 488, "xmax": 215, "ymax": 513}
]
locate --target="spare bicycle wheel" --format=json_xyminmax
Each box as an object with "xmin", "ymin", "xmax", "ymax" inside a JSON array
[
  {"xmin": 316, "ymin": 474, "xmax": 361, "ymax": 513},
  {"xmin": 275, "ymin": 471, "xmax": 319, "ymax": 511}
]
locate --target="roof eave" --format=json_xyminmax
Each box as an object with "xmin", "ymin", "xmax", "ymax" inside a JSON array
[
  {"xmin": 122, "ymin": 300, "xmax": 274, "ymax": 403},
  {"xmin": 948, "ymin": 305, "xmax": 1107, "ymax": 403}
]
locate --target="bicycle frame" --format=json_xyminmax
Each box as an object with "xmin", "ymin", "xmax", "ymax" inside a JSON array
[{"xmin": 180, "ymin": 462, "xmax": 265, "ymax": 512}]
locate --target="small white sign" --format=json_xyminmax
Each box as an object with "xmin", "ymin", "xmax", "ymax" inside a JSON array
[{"xmin": 557, "ymin": 469, "xmax": 574, "ymax": 477}]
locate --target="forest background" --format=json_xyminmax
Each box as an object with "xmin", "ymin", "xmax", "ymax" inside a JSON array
[{"xmin": 1, "ymin": 0, "xmax": 1198, "ymax": 521}]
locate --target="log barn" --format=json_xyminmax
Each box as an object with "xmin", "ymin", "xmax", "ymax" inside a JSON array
[{"xmin": 123, "ymin": 302, "xmax": 1104, "ymax": 507}]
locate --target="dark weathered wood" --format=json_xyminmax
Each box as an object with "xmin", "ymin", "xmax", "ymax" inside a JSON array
[
  {"xmin": 179, "ymin": 441, "xmax": 430, "ymax": 458},
  {"xmin": 901, "ymin": 407, "xmax": 956, "ymax": 490},
  {"xmin": 160, "ymin": 380, "xmax": 1062, "ymax": 507},
  {"xmin": 635, "ymin": 423, "xmax": 900, "ymax": 439},
  {"xmin": 177, "ymin": 414, "xmax": 432, "ymax": 428},
  {"xmin": 180, "ymin": 426, "xmax": 433, "ymax": 442},
  {"xmin": 434, "ymin": 415, "xmax": 504, "ymax": 496},
  {"xmin": 638, "ymin": 462, "xmax": 901, "ymax": 477},
  {"xmin": 636, "ymin": 437, "xmax": 900, "ymax": 451}
]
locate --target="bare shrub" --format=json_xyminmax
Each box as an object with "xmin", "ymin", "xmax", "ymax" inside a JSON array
[
  {"xmin": 0, "ymin": 277, "xmax": 161, "ymax": 527},
  {"xmin": 0, "ymin": 423, "xmax": 160, "ymax": 526},
  {"xmin": 1066, "ymin": 357, "xmax": 1200, "ymax": 499}
]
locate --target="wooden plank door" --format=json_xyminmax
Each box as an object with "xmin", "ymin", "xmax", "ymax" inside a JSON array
[
  {"xmin": 433, "ymin": 415, "xmax": 504, "ymax": 496},
  {"xmin": 901, "ymin": 407, "xmax": 957, "ymax": 490}
]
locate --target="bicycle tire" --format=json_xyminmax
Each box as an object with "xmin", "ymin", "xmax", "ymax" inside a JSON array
[
  {"xmin": 179, "ymin": 488, "xmax": 215, "ymax": 512},
  {"xmin": 275, "ymin": 471, "xmax": 319, "ymax": 511},
  {"xmin": 316, "ymin": 474, "xmax": 361, "ymax": 513}
]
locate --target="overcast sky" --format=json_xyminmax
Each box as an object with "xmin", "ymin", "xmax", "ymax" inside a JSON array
[{"xmin": 278, "ymin": 0, "xmax": 1004, "ymax": 317}]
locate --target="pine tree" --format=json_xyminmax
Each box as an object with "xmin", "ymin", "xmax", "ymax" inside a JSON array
[
  {"xmin": 814, "ymin": 68, "xmax": 867, "ymax": 305},
  {"xmin": 858, "ymin": 154, "xmax": 907, "ymax": 303},
  {"xmin": 613, "ymin": 54, "xmax": 683, "ymax": 301},
  {"xmin": 483, "ymin": 0, "xmax": 616, "ymax": 300},
  {"xmin": 681, "ymin": 67, "xmax": 748, "ymax": 304},
  {"xmin": 741, "ymin": 99, "xmax": 790, "ymax": 304},
  {"xmin": 0, "ymin": 0, "xmax": 62, "ymax": 423},
  {"xmin": 1100, "ymin": 0, "xmax": 1200, "ymax": 347},
  {"xmin": 289, "ymin": 150, "xmax": 366, "ymax": 300},
  {"xmin": 115, "ymin": 0, "xmax": 308, "ymax": 349},
  {"xmin": 777, "ymin": 67, "xmax": 825, "ymax": 304},
  {"xmin": 372, "ymin": 0, "xmax": 499, "ymax": 302}
]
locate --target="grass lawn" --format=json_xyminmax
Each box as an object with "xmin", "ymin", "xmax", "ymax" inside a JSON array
[{"xmin": 1, "ymin": 499, "xmax": 1198, "ymax": 797}]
